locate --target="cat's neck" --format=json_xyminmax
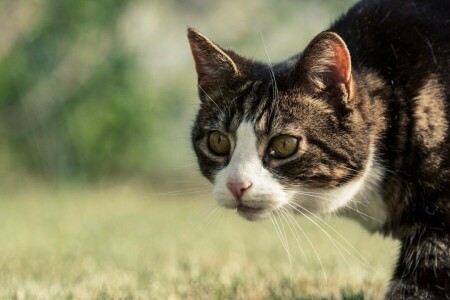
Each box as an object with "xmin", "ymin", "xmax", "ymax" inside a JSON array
[{"xmin": 337, "ymin": 141, "xmax": 389, "ymax": 232}]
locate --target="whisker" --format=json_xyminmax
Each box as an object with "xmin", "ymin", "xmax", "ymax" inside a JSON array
[
  {"xmin": 283, "ymin": 209, "xmax": 328, "ymax": 282},
  {"xmin": 288, "ymin": 202, "xmax": 379, "ymax": 274},
  {"xmin": 197, "ymin": 83, "xmax": 223, "ymax": 114},
  {"xmin": 218, "ymin": 206, "xmax": 225, "ymax": 225},
  {"xmin": 303, "ymin": 203, "xmax": 380, "ymax": 275},
  {"xmin": 276, "ymin": 211, "xmax": 294, "ymax": 272},
  {"xmin": 340, "ymin": 205, "xmax": 383, "ymax": 223},
  {"xmin": 292, "ymin": 190, "xmax": 383, "ymax": 223},
  {"xmin": 279, "ymin": 208, "xmax": 308, "ymax": 262},
  {"xmin": 285, "ymin": 203, "xmax": 349, "ymax": 267},
  {"xmin": 166, "ymin": 180, "xmax": 208, "ymax": 184},
  {"xmin": 185, "ymin": 202, "xmax": 219, "ymax": 236},
  {"xmin": 200, "ymin": 204, "xmax": 222, "ymax": 228},
  {"xmin": 270, "ymin": 213, "xmax": 292, "ymax": 269},
  {"xmin": 143, "ymin": 188, "xmax": 211, "ymax": 197},
  {"xmin": 278, "ymin": 210, "xmax": 299, "ymax": 287}
]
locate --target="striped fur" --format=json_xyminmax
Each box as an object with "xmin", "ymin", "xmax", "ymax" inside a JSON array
[{"xmin": 188, "ymin": 0, "xmax": 450, "ymax": 298}]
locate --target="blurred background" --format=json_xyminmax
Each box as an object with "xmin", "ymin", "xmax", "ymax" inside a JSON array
[
  {"xmin": 0, "ymin": 0, "xmax": 362, "ymax": 186},
  {"xmin": 0, "ymin": 0, "xmax": 398, "ymax": 299}
]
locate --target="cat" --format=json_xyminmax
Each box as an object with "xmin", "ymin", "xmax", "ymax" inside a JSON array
[{"xmin": 187, "ymin": 0, "xmax": 450, "ymax": 298}]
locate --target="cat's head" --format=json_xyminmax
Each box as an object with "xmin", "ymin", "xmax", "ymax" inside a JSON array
[{"xmin": 187, "ymin": 28, "xmax": 376, "ymax": 221}]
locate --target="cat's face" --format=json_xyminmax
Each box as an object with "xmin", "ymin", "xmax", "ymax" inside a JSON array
[{"xmin": 188, "ymin": 29, "xmax": 374, "ymax": 221}]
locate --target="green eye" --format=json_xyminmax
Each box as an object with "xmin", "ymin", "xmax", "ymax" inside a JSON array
[
  {"xmin": 269, "ymin": 135, "xmax": 299, "ymax": 159},
  {"xmin": 208, "ymin": 131, "xmax": 231, "ymax": 155}
]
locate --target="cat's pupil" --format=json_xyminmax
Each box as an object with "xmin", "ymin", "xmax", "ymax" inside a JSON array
[
  {"xmin": 270, "ymin": 135, "xmax": 298, "ymax": 159},
  {"xmin": 208, "ymin": 131, "xmax": 230, "ymax": 156}
]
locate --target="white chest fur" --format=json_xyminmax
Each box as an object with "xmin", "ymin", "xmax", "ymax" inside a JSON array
[
  {"xmin": 211, "ymin": 121, "xmax": 388, "ymax": 229},
  {"xmin": 338, "ymin": 159, "xmax": 388, "ymax": 232}
]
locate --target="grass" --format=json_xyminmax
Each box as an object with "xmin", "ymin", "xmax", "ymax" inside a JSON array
[{"xmin": 0, "ymin": 184, "xmax": 398, "ymax": 299}]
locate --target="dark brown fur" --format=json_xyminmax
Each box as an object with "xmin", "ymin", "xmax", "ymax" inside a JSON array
[{"xmin": 188, "ymin": 0, "xmax": 450, "ymax": 298}]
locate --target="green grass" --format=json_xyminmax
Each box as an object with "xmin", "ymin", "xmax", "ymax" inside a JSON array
[{"xmin": 0, "ymin": 185, "xmax": 398, "ymax": 299}]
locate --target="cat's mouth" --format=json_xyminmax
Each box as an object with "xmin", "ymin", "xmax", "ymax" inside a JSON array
[{"xmin": 236, "ymin": 204, "xmax": 272, "ymax": 221}]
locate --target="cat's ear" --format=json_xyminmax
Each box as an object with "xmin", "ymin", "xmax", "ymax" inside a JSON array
[
  {"xmin": 187, "ymin": 28, "xmax": 239, "ymax": 97},
  {"xmin": 290, "ymin": 32, "xmax": 353, "ymax": 103}
]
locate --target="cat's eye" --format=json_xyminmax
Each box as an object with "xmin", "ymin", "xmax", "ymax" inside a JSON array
[
  {"xmin": 269, "ymin": 135, "xmax": 299, "ymax": 159},
  {"xmin": 208, "ymin": 131, "xmax": 231, "ymax": 156}
]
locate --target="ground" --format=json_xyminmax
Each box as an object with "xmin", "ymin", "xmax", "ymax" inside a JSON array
[{"xmin": 0, "ymin": 184, "xmax": 398, "ymax": 299}]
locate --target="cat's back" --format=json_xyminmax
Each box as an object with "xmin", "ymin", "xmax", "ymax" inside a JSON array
[
  {"xmin": 330, "ymin": 0, "xmax": 450, "ymax": 82},
  {"xmin": 331, "ymin": 0, "xmax": 450, "ymax": 199}
]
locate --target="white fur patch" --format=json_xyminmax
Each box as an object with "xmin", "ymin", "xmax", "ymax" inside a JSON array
[
  {"xmin": 213, "ymin": 122, "xmax": 287, "ymax": 220},
  {"xmin": 291, "ymin": 151, "xmax": 388, "ymax": 231},
  {"xmin": 213, "ymin": 122, "xmax": 388, "ymax": 230},
  {"xmin": 339, "ymin": 159, "xmax": 388, "ymax": 232}
]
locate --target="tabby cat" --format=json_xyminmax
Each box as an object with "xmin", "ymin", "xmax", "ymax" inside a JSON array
[{"xmin": 187, "ymin": 0, "xmax": 450, "ymax": 298}]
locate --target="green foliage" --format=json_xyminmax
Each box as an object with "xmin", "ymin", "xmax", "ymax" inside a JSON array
[
  {"xmin": 0, "ymin": 0, "xmax": 170, "ymax": 181},
  {"xmin": 0, "ymin": 0, "xmax": 358, "ymax": 182}
]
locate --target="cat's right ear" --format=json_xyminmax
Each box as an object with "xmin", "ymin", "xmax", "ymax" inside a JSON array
[
  {"xmin": 187, "ymin": 28, "xmax": 239, "ymax": 98},
  {"xmin": 289, "ymin": 32, "xmax": 354, "ymax": 105}
]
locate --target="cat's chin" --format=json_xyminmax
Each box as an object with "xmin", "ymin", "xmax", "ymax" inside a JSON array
[{"xmin": 236, "ymin": 205, "xmax": 273, "ymax": 221}]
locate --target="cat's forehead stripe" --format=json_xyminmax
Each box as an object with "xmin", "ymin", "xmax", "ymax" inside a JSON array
[{"xmin": 222, "ymin": 79, "xmax": 276, "ymax": 134}]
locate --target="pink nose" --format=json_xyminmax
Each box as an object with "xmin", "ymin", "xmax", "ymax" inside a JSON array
[{"xmin": 226, "ymin": 180, "xmax": 252, "ymax": 201}]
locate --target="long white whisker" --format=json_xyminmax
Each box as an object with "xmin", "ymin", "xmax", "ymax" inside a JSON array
[
  {"xmin": 270, "ymin": 213, "xmax": 292, "ymax": 269},
  {"xmin": 279, "ymin": 207, "xmax": 308, "ymax": 261},
  {"xmin": 203, "ymin": 204, "xmax": 222, "ymax": 226},
  {"xmin": 288, "ymin": 202, "xmax": 379, "ymax": 274},
  {"xmin": 185, "ymin": 203, "xmax": 219, "ymax": 236},
  {"xmin": 290, "ymin": 202, "xmax": 379, "ymax": 274},
  {"xmin": 270, "ymin": 216, "xmax": 288, "ymax": 252},
  {"xmin": 283, "ymin": 209, "xmax": 328, "ymax": 282},
  {"xmin": 144, "ymin": 188, "xmax": 211, "ymax": 197},
  {"xmin": 277, "ymin": 210, "xmax": 294, "ymax": 272},
  {"xmin": 166, "ymin": 180, "xmax": 210, "ymax": 185},
  {"xmin": 197, "ymin": 83, "xmax": 223, "ymax": 114},
  {"xmin": 217, "ymin": 206, "xmax": 227, "ymax": 227},
  {"xmin": 341, "ymin": 205, "xmax": 383, "ymax": 223},
  {"xmin": 272, "ymin": 212, "xmax": 293, "ymax": 267},
  {"xmin": 285, "ymin": 203, "xmax": 349, "ymax": 267},
  {"xmin": 292, "ymin": 190, "xmax": 383, "ymax": 223}
]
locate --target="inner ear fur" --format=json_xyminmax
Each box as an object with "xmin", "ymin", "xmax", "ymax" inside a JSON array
[
  {"xmin": 291, "ymin": 31, "xmax": 353, "ymax": 102},
  {"xmin": 187, "ymin": 28, "xmax": 239, "ymax": 95}
]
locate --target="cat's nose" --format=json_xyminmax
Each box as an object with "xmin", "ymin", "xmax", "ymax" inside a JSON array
[{"xmin": 226, "ymin": 180, "xmax": 252, "ymax": 201}]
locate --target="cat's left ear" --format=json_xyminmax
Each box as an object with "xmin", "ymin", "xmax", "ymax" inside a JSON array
[
  {"xmin": 187, "ymin": 28, "xmax": 240, "ymax": 98},
  {"xmin": 290, "ymin": 32, "xmax": 353, "ymax": 103}
]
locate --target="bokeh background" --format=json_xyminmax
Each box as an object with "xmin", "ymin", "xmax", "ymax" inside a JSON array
[
  {"xmin": 0, "ymin": 0, "xmax": 398, "ymax": 299},
  {"xmin": 0, "ymin": 0, "xmax": 363, "ymax": 185}
]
